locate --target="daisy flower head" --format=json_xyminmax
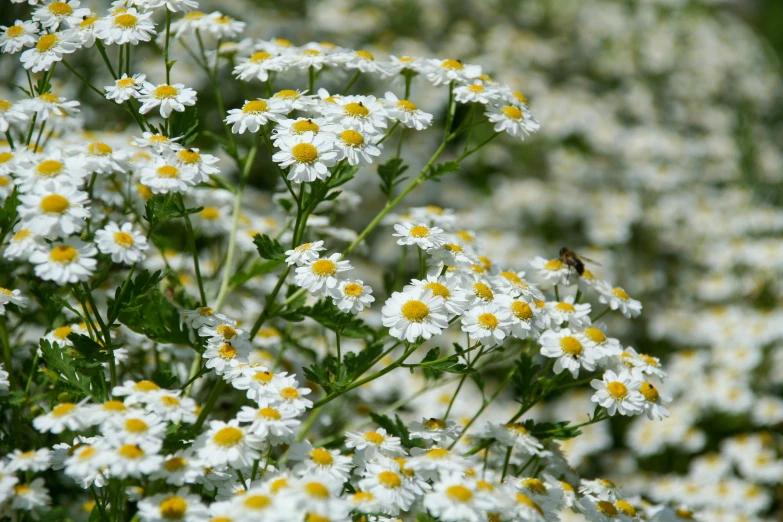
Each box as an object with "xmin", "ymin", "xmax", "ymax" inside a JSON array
[
  {"xmin": 321, "ymin": 95, "xmax": 388, "ymax": 133},
  {"xmin": 597, "ymin": 283, "xmax": 643, "ymax": 318},
  {"xmin": 22, "ymin": 91, "xmax": 81, "ymax": 121},
  {"xmin": 138, "ymin": 82, "xmax": 197, "ymax": 118},
  {"xmin": 0, "ymin": 287, "xmax": 28, "ymax": 315},
  {"xmin": 10, "ymin": 477, "xmax": 51, "ymax": 511},
  {"xmin": 103, "ymin": 412, "xmax": 166, "ymax": 452},
  {"xmin": 461, "ymin": 302, "xmax": 512, "ymax": 347},
  {"xmin": 132, "ymin": 132, "xmax": 183, "ymax": 153},
  {"xmin": 7, "ymin": 448, "xmax": 51, "ymax": 473},
  {"xmin": 488, "ymin": 422, "xmax": 545, "ymax": 455},
  {"xmin": 0, "ymin": 101, "xmax": 28, "ymax": 133},
  {"xmin": 30, "ymin": 238, "xmax": 97, "ymax": 285},
  {"xmin": 404, "ymin": 275, "xmax": 469, "ymax": 319},
  {"xmin": 383, "ymin": 92, "xmax": 434, "ymax": 130},
  {"xmin": 546, "ymin": 296, "xmax": 592, "ymax": 328},
  {"xmin": 146, "ymin": 391, "xmax": 198, "ymax": 424},
  {"xmin": 386, "ymin": 55, "xmax": 426, "ymax": 75},
  {"xmin": 345, "ymin": 428, "xmax": 405, "ymax": 459},
  {"xmin": 228, "ymin": 487, "xmax": 280, "ymax": 520},
  {"xmin": 266, "ymin": 379, "xmax": 313, "ymax": 416},
  {"xmin": 112, "ymin": 379, "xmax": 164, "ymax": 404},
  {"xmin": 199, "ymin": 321, "xmax": 250, "ymax": 348},
  {"xmin": 104, "ymin": 443, "xmax": 164, "ymax": 479},
  {"xmin": 639, "ymin": 381, "xmax": 672, "ymax": 420},
  {"xmin": 294, "ymin": 253, "xmax": 352, "ymax": 296},
  {"xmin": 578, "ymin": 325, "xmax": 623, "ymax": 362},
  {"xmin": 494, "ymin": 270, "xmax": 544, "ymax": 300},
  {"xmin": 16, "ymin": 152, "xmax": 87, "ymax": 191},
  {"xmin": 288, "ymin": 441, "xmax": 353, "ymax": 481},
  {"xmin": 271, "ymin": 116, "xmax": 338, "ymax": 146},
  {"xmin": 454, "ymin": 81, "xmax": 501, "ymax": 105},
  {"xmin": 202, "ymin": 340, "xmax": 250, "ymax": 375},
  {"xmin": 279, "ymin": 478, "xmax": 351, "ymax": 521},
  {"xmin": 32, "ymin": 401, "xmax": 86, "ymax": 434},
  {"xmin": 539, "ymin": 328, "xmax": 599, "ymax": 378},
  {"xmin": 140, "ymin": 158, "xmax": 199, "ymax": 194},
  {"xmin": 495, "ymin": 295, "xmax": 544, "ymax": 340},
  {"xmin": 272, "ymin": 131, "xmax": 338, "ymax": 184},
  {"xmin": 591, "ymin": 369, "xmax": 645, "ymax": 416},
  {"xmin": 618, "ymin": 347, "xmax": 666, "ymax": 379},
  {"xmin": 393, "ymin": 222, "xmax": 446, "ymax": 250},
  {"xmin": 225, "ymin": 98, "xmax": 286, "ymax": 134},
  {"xmin": 341, "ymin": 48, "xmax": 388, "ymax": 74},
  {"xmin": 105, "ymin": 73, "xmax": 146, "ymax": 104},
  {"xmin": 76, "ymin": 140, "xmax": 130, "ymax": 174},
  {"xmin": 424, "ymin": 472, "xmax": 495, "ymax": 522},
  {"xmin": 357, "ymin": 460, "xmax": 418, "ymax": 515},
  {"xmin": 183, "ymin": 306, "xmax": 229, "ymax": 329},
  {"xmin": 486, "ymin": 103, "xmax": 540, "ymax": 140},
  {"xmin": 235, "ymin": 403, "xmax": 300, "ymax": 445},
  {"xmin": 203, "ymin": 12, "xmax": 245, "ymax": 40},
  {"xmin": 430, "ymin": 242, "xmax": 480, "ymax": 267},
  {"xmin": 233, "ymin": 50, "xmax": 285, "ymax": 82},
  {"xmin": 408, "ymin": 418, "xmax": 460, "ymax": 444},
  {"xmin": 167, "ymin": 147, "xmax": 220, "ymax": 183},
  {"xmin": 529, "ymin": 256, "xmax": 573, "ymax": 286},
  {"xmin": 195, "ymin": 419, "xmax": 264, "ymax": 469},
  {"xmin": 137, "ymin": 488, "xmax": 208, "ymax": 522},
  {"xmin": 285, "ymin": 240, "xmax": 326, "ymax": 266},
  {"xmin": 0, "ymin": 20, "xmax": 39, "ymax": 54},
  {"xmin": 334, "ymin": 279, "xmax": 375, "ymax": 313},
  {"xmin": 33, "ymin": 0, "xmax": 90, "ymax": 30},
  {"xmin": 20, "ymin": 31, "xmax": 80, "ymax": 72},
  {"xmin": 141, "ymin": 0, "xmax": 200, "ymax": 12},
  {"xmin": 72, "ymin": 14, "xmax": 101, "ymax": 47},
  {"xmin": 333, "ymin": 127, "xmax": 382, "ymax": 166},
  {"xmin": 95, "ymin": 222, "xmax": 149, "ymax": 264},
  {"xmin": 381, "ymin": 288, "xmax": 448, "ymax": 343},
  {"xmin": 425, "ymin": 58, "xmax": 482, "ymax": 86},
  {"xmin": 271, "ymin": 89, "xmax": 315, "ymax": 113},
  {"xmin": 95, "ymin": 8, "xmax": 156, "ymax": 45}
]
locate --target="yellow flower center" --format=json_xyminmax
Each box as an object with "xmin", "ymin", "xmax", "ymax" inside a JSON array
[
  {"xmin": 446, "ymin": 485, "xmax": 473, "ymax": 502},
  {"xmin": 502, "ymin": 106, "xmax": 523, "ymax": 120},
  {"xmin": 401, "ymin": 300, "xmax": 430, "ymax": 322},
  {"xmin": 40, "ymin": 194, "xmax": 70, "ymax": 214},
  {"xmin": 161, "ymin": 396, "xmax": 180, "ymax": 406},
  {"xmin": 561, "ymin": 481, "xmax": 575, "ymax": 492},
  {"xmin": 522, "ymin": 478, "xmax": 546, "ymax": 495},
  {"xmin": 258, "ymin": 407, "xmax": 281, "ymax": 419},
  {"xmin": 352, "ymin": 491, "xmax": 375, "ymax": 503},
  {"xmin": 340, "ymin": 129, "xmax": 364, "ymax": 147},
  {"xmin": 513, "ymin": 92, "xmax": 528, "ymax": 104},
  {"xmin": 114, "ymin": 14, "xmax": 138, "ymax": 28},
  {"xmin": 242, "ymin": 100, "xmax": 269, "ymax": 114},
  {"xmin": 424, "ymin": 282, "xmax": 450, "ymax": 299},
  {"xmin": 478, "ymin": 313, "xmax": 499, "ymax": 330},
  {"xmin": 516, "ymin": 494, "xmax": 543, "ymax": 514},
  {"xmin": 308, "ymin": 260, "xmax": 336, "ymax": 278},
  {"xmin": 585, "ymin": 328, "xmax": 606, "ymax": 343},
  {"xmin": 253, "ymin": 371, "xmax": 274, "ymax": 383},
  {"xmin": 596, "ymin": 501, "xmax": 619, "ymax": 517},
  {"xmin": 157, "ymin": 165, "xmax": 179, "ymax": 178},
  {"xmin": 310, "ymin": 448, "xmax": 334, "ymax": 466},
  {"xmin": 200, "ymin": 207, "xmax": 220, "ymax": 220},
  {"xmin": 675, "ymin": 509, "xmax": 694, "ymax": 520},
  {"xmin": 39, "ymin": 93, "xmax": 60, "ymax": 103},
  {"xmin": 426, "ymin": 448, "xmax": 449, "ymax": 459},
  {"xmin": 250, "ymin": 51, "xmax": 271, "ymax": 62},
  {"xmin": 444, "ymin": 243, "xmax": 462, "ymax": 253},
  {"xmin": 396, "ymin": 99, "xmax": 417, "ymax": 111},
  {"xmin": 607, "ymin": 381, "xmax": 628, "ymax": 399},
  {"xmin": 292, "ymin": 119, "xmax": 320, "ymax": 135},
  {"xmin": 501, "ymin": 271, "xmax": 521, "ymax": 285},
  {"xmin": 640, "ymin": 382, "xmax": 659, "ymax": 403},
  {"xmin": 36, "ymin": 160, "xmax": 63, "ymax": 177},
  {"xmin": 7, "ymin": 26, "xmax": 25, "ymax": 38},
  {"xmin": 560, "ymin": 336, "xmax": 583, "ymax": 356},
  {"xmin": 135, "ymin": 380, "xmax": 160, "ymax": 392},
  {"xmin": 356, "ymin": 50, "xmax": 375, "ymax": 60},
  {"xmin": 344, "ymin": 102, "xmax": 369, "ymax": 117},
  {"xmin": 441, "ymin": 59, "xmax": 464, "ymax": 70},
  {"xmin": 511, "ymin": 301, "xmax": 534, "ymax": 321},
  {"xmin": 155, "ymin": 85, "xmax": 178, "ymax": 99},
  {"xmin": 177, "ymin": 149, "xmax": 200, "ymax": 164},
  {"xmin": 304, "ymin": 482, "xmax": 330, "ymax": 499},
  {"xmin": 78, "ymin": 447, "xmax": 97, "ymax": 460},
  {"xmin": 113, "ymin": 231, "xmax": 134, "ymax": 248},
  {"xmin": 216, "ymin": 325, "xmax": 236, "ymax": 339},
  {"xmin": 48, "ymin": 2, "xmax": 73, "ymax": 15},
  {"xmin": 343, "ymin": 282, "xmax": 364, "ymax": 297},
  {"xmin": 159, "ymin": 496, "xmax": 187, "ymax": 520},
  {"xmin": 280, "ymin": 387, "xmax": 299, "ymax": 400},
  {"xmin": 270, "ymin": 477, "xmax": 288, "ymax": 493},
  {"xmin": 425, "ymin": 418, "xmax": 446, "ymax": 430},
  {"xmin": 274, "ymin": 89, "xmax": 299, "ymax": 99},
  {"xmin": 244, "ymin": 495, "xmax": 271, "ymax": 510},
  {"xmin": 544, "ymin": 259, "xmax": 564, "ymax": 270},
  {"xmin": 218, "ymin": 343, "xmax": 237, "ymax": 359},
  {"xmin": 79, "ymin": 16, "xmax": 98, "ymax": 28},
  {"xmin": 378, "ymin": 471, "xmax": 401, "ymax": 488},
  {"xmin": 212, "ymin": 426, "xmax": 243, "ymax": 446},
  {"xmin": 291, "ymin": 142, "xmax": 319, "ymax": 164},
  {"xmin": 477, "ymin": 480, "xmax": 495, "ymax": 491},
  {"xmin": 613, "ymin": 287, "xmax": 630, "ymax": 300},
  {"xmin": 101, "ymin": 401, "xmax": 126, "ymax": 414},
  {"xmin": 409, "ymin": 225, "xmax": 429, "ymax": 237},
  {"xmin": 0, "ymin": 151, "xmax": 13, "ymax": 162},
  {"xmin": 13, "ymin": 229, "xmax": 30, "ymax": 241},
  {"xmin": 125, "ymin": 418, "xmax": 148, "ymax": 433},
  {"xmin": 364, "ymin": 431, "xmax": 385, "ymax": 444},
  {"xmin": 506, "ymin": 422, "xmax": 528, "ymax": 435},
  {"xmin": 473, "ymin": 282, "xmax": 494, "ymax": 301},
  {"xmin": 615, "ymin": 500, "xmax": 636, "ymax": 517},
  {"xmin": 118, "ymin": 444, "xmax": 144, "ymax": 459},
  {"xmin": 468, "ymin": 84, "xmax": 485, "ymax": 93},
  {"xmin": 52, "ymin": 402, "xmax": 76, "ymax": 417},
  {"xmin": 114, "ymin": 78, "xmax": 136, "ymax": 91},
  {"xmin": 137, "ymin": 184, "xmax": 153, "ymax": 199},
  {"xmin": 50, "ymin": 246, "xmax": 77, "ymax": 264},
  {"xmin": 88, "ymin": 142, "xmax": 112, "ymax": 156},
  {"xmin": 556, "ymin": 302, "xmax": 576, "ymax": 313},
  {"xmin": 14, "ymin": 485, "xmax": 31, "ymax": 495},
  {"xmin": 163, "ymin": 457, "xmax": 187, "ymax": 472}
]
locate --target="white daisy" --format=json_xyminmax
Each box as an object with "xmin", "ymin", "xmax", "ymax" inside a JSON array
[
  {"xmin": 137, "ymin": 489, "xmax": 209, "ymax": 522},
  {"xmin": 194, "ymin": 420, "xmax": 265, "ymax": 469},
  {"xmin": 95, "ymin": 8, "xmax": 156, "ymax": 45},
  {"xmin": 271, "ymin": 89, "xmax": 315, "ymax": 113},
  {"xmin": 150, "ymin": 452, "xmax": 203, "ymax": 486},
  {"xmin": 30, "ymin": 238, "xmax": 97, "ymax": 285},
  {"xmin": 271, "ymin": 117, "xmax": 338, "ymax": 146},
  {"xmin": 20, "ymin": 92, "xmax": 81, "ymax": 121},
  {"xmin": 404, "ymin": 275, "xmax": 469, "ymax": 319},
  {"xmin": 140, "ymin": 159, "xmax": 199, "ymax": 194},
  {"xmin": 183, "ymin": 307, "xmax": 230, "ymax": 329},
  {"xmin": 488, "ymin": 422, "xmax": 545, "ymax": 455},
  {"xmin": 202, "ymin": 341, "xmax": 250, "ymax": 375},
  {"xmin": 539, "ymin": 328, "xmax": 599, "ymax": 378},
  {"xmin": 529, "ymin": 256, "xmax": 572, "ymax": 286},
  {"xmin": 345, "ymin": 428, "xmax": 406, "ymax": 459},
  {"xmin": 103, "ymin": 443, "xmax": 164, "ymax": 479},
  {"xmin": 393, "ymin": 222, "xmax": 446, "ymax": 250},
  {"xmin": 597, "ymin": 283, "xmax": 643, "ymax": 318},
  {"xmin": 105, "ymin": 73, "xmax": 146, "ymax": 104},
  {"xmin": 486, "ymin": 104, "xmax": 540, "ymax": 140},
  {"xmin": 381, "ymin": 288, "xmax": 448, "ymax": 343},
  {"xmin": 233, "ymin": 51, "xmax": 286, "ymax": 82},
  {"xmin": 590, "ymin": 369, "xmax": 645, "ymax": 416},
  {"xmin": 461, "ymin": 303, "xmax": 512, "ymax": 347},
  {"xmin": 424, "ymin": 58, "xmax": 482, "ymax": 86},
  {"xmin": 341, "ymin": 49, "xmax": 388, "ymax": 74},
  {"xmin": 424, "ymin": 473, "xmax": 494, "ymax": 522},
  {"xmin": 0, "ymin": 103, "xmax": 28, "ymax": 133},
  {"xmin": 138, "ymin": 82, "xmax": 197, "ymax": 118},
  {"xmin": 203, "ymin": 12, "xmax": 245, "ymax": 40},
  {"xmin": 266, "ymin": 379, "xmax": 313, "ymax": 416},
  {"xmin": 333, "ymin": 128, "xmax": 381, "ymax": 166},
  {"xmin": 32, "ymin": 402, "xmax": 86, "ymax": 434},
  {"xmin": 236, "ymin": 404, "xmax": 299, "ymax": 445},
  {"xmin": 20, "ymin": 31, "xmax": 80, "ymax": 72},
  {"xmin": 321, "ymin": 95, "xmax": 388, "ymax": 133},
  {"xmin": 132, "ymin": 132, "xmax": 183, "ymax": 153},
  {"xmin": 358, "ymin": 461, "xmax": 418, "ymax": 515},
  {"xmin": 0, "ymin": 287, "xmax": 28, "ymax": 316},
  {"xmin": 454, "ymin": 82, "xmax": 501, "ymax": 105},
  {"xmin": 103, "ymin": 412, "xmax": 166, "ymax": 452},
  {"xmin": 289, "ymin": 441, "xmax": 353, "ymax": 481},
  {"xmin": 0, "ymin": 20, "xmax": 39, "ymax": 54},
  {"xmin": 383, "ymin": 92, "xmax": 433, "ymax": 130},
  {"xmin": 333, "ymin": 279, "xmax": 375, "ymax": 313},
  {"xmin": 10, "ymin": 478, "xmax": 51, "ymax": 511},
  {"xmin": 168, "ymin": 148, "xmax": 220, "ymax": 183},
  {"xmin": 284, "ymin": 240, "xmax": 326, "ymax": 266},
  {"xmin": 408, "ymin": 418, "xmax": 460, "ymax": 444},
  {"xmin": 6, "ymin": 449, "xmax": 51, "ymax": 473},
  {"xmin": 577, "ymin": 325, "xmax": 623, "ymax": 362},
  {"xmin": 294, "ymin": 253, "xmax": 352, "ymax": 296},
  {"xmin": 94, "ymin": 221, "xmax": 149, "ymax": 264},
  {"xmin": 639, "ymin": 381, "xmax": 672, "ymax": 421},
  {"xmin": 545, "ymin": 297, "xmax": 592, "ymax": 327},
  {"xmin": 32, "ymin": 0, "xmax": 90, "ymax": 30},
  {"xmin": 112, "ymin": 380, "xmax": 165, "ymax": 405},
  {"xmin": 272, "ymin": 131, "xmax": 338, "ymax": 184},
  {"xmin": 225, "ymin": 98, "xmax": 286, "ymax": 134}
]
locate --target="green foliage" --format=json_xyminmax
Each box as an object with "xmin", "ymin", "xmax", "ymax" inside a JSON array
[
  {"xmin": 378, "ymin": 157, "xmax": 409, "ymax": 199},
  {"xmin": 39, "ymin": 340, "xmax": 93, "ymax": 398},
  {"xmin": 229, "ymin": 259, "xmax": 283, "ymax": 288},
  {"xmin": 370, "ymin": 412, "xmax": 423, "ymax": 448},
  {"xmin": 303, "ymin": 341, "xmax": 383, "ymax": 395},
  {"xmin": 144, "ymin": 195, "xmax": 203, "ymax": 228},
  {"xmin": 415, "ymin": 346, "xmax": 470, "ymax": 379},
  {"xmin": 118, "ymin": 287, "xmax": 190, "ymax": 345},
  {"xmin": 426, "ymin": 160, "xmax": 460, "ymax": 181},
  {"xmin": 107, "ymin": 269, "xmax": 165, "ymax": 325},
  {"xmin": 282, "ymin": 299, "xmax": 374, "ymax": 339},
  {"xmin": 253, "ymin": 234, "xmax": 287, "ymax": 261}
]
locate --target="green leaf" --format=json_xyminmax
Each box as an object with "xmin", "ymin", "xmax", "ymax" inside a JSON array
[
  {"xmin": 415, "ymin": 347, "xmax": 470, "ymax": 379},
  {"xmin": 378, "ymin": 157, "xmax": 409, "ymax": 198},
  {"xmin": 39, "ymin": 340, "xmax": 91, "ymax": 397},
  {"xmin": 300, "ymin": 300, "xmax": 373, "ymax": 338},
  {"xmin": 342, "ymin": 341, "xmax": 383, "ymax": 380},
  {"xmin": 427, "ymin": 160, "xmax": 460, "ymax": 181},
  {"xmin": 253, "ymin": 234, "xmax": 287, "ymax": 261},
  {"xmin": 118, "ymin": 288, "xmax": 190, "ymax": 345},
  {"xmin": 144, "ymin": 195, "xmax": 203, "ymax": 226},
  {"xmin": 370, "ymin": 413, "xmax": 423, "ymax": 448},
  {"xmin": 229, "ymin": 259, "xmax": 283, "ymax": 289},
  {"xmin": 107, "ymin": 269, "xmax": 165, "ymax": 325},
  {"xmin": 67, "ymin": 333, "xmax": 111, "ymax": 363},
  {"xmin": 330, "ymin": 165, "xmax": 359, "ymax": 188}
]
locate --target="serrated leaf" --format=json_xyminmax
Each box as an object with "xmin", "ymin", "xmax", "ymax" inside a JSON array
[
  {"xmin": 39, "ymin": 340, "xmax": 92, "ymax": 397},
  {"xmin": 427, "ymin": 160, "xmax": 460, "ymax": 181},
  {"xmin": 118, "ymin": 288, "xmax": 190, "ymax": 345},
  {"xmin": 378, "ymin": 157, "xmax": 409, "ymax": 199},
  {"xmin": 253, "ymin": 234, "xmax": 287, "ymax": 261},
  {"xmin": 299, "ymin": 300, "xmax": 373, "ymax": 339}
]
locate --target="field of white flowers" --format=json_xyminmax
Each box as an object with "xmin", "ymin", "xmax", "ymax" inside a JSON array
[{"xmin": 0, "ymin": 0, "xmax": 781, "ymax": 521}]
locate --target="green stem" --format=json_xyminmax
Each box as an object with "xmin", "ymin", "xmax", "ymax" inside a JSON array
[
  {"xmin": 82, "ymin": 283, "xmax": 117, "ymax": 389},
  {"xmin": 177, "ymin": 195, "xmax": 208, "ymax": 305},
  {"xmin": 449, "ymin": 365, "xmax": 516, "ymax": 449},
  {"xmin": 0, "ymin": 318, "xmax": 15, "ymax": 390},
  {"xmin": 444, "ymin": 347, "xmax": 484, "ymax": 421},
  {"xmin": 193, "ymin": 379, "xmax": 225, "ymax": 431},
  {"xmin": 592, "ymin": 306, "xmax": 612, "ymax": 322},
  {"xmin": 417, "ymin": 247, "xmax": 426, "ymax": 279},
  {"xmin": 500, "ymin": 446, "xmax": 513, "ymax": 482},
  {"xmin": 341, "ymin": 70, "xmax": 360, "ymax": 94},
  {"xmin": 95, "ymin": 41, "xmax": 118, "ymax": 79},
  {"xmin": 164, "ymin": 9, "xmax": 172, "ymax": 84}
]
